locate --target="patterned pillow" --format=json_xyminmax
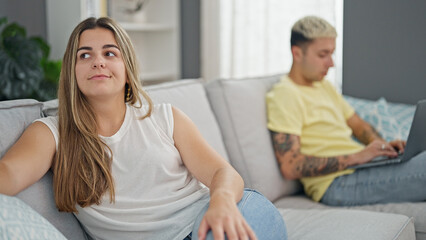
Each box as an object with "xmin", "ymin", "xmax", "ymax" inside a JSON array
[
  {"xmin": 344, "ymin": 96, "xmax": 414, "ymax": 142},
  {"xmin": 0, "ymin": 194, "xmax": 66, "ymax": 240},
  {"xmin": 386, "ymin": 101, "xmax": 416, "ymax": 140}
]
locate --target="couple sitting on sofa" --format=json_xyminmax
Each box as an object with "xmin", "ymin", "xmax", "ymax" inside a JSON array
[{"xmin": 0, "ymin": 15, "xmax": 425, "ymax": 240}]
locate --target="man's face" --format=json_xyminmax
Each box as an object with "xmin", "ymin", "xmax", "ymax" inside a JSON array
[{"xmin": 298, "ymin": 37, "xmax": 336, "ymax": 83}]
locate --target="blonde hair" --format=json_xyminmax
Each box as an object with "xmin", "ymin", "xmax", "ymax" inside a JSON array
[
  {"xmin": 291, "ymin": 16, "xmax": 337, "ymax": 48},
  {"xmin": 55, "ymin": 17, "xmax": 153, "ymax": 212}
]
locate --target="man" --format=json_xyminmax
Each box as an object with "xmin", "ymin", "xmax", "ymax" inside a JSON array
[{"xmin": 266, "ymin": 16, "xmax": 426, "ymax": 206}]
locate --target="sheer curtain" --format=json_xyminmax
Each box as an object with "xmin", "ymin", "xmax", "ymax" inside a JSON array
[{"xmin": 202, "ymin": 0, "xmax": 343, "ymax": 90}]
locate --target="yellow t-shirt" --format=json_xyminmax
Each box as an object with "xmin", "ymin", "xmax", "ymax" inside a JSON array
[{"xmin": 266, "ymin": 75, "xmax": 364, "ymax": 202}]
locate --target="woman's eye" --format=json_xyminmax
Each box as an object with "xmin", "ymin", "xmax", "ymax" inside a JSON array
[
  {"xmin": 106, "ymin": 51, "xmax": 116, "ymax": 57},
  {"xmin": 80, "ymin": 53, "xmax": 90, "ymax": 59}
]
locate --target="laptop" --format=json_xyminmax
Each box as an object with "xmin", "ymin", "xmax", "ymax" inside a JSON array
[{"xmin": 349, "ymin": 99, "xmax": 426, "ymax": 169}]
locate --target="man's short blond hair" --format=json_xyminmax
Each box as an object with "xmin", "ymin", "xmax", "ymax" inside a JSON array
[{"xmin": 291, "ymin": 16, "xmax": 337, "ymax": 47}]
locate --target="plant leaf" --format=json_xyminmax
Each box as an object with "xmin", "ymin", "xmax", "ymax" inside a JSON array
[
  {"xmin": 31, "ymin": 36, "xmax": 50, "ymax": 59},
  {"xmin": 41, "ymin": 59, "xmax": 62, "ymax": 84},
  {"xmin": 1, "ymin": 22, "xmax": 26, "ymax": 39},
  {"xmin": 0, "ymin": 17, "xmax": 7, "ymax": 29}
]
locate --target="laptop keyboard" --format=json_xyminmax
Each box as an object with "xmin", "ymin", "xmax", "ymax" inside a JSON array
[{"xmin": 371, "ymin": 152, "xmax": 403, "ymax": 162}]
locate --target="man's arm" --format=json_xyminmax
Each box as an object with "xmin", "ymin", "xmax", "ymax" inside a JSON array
[
  {"xmin": 346, "ymin": 113, "xmax": 383, "ymax": 145},
  {"xmin": 271, "ymin": 129, "xmax": 403, "ymax": 180},
  {"xmin": 271, "ymin": 131, "xmax": 353, "ymax": 180},
  {"xmin": 346, "ymin": 113, "xmax": 406, "ymax": 152}
]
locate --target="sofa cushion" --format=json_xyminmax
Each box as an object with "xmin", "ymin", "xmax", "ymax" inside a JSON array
[
  {"xmin": 275, "ymin": 195, "xmax": 426, "ymax": 240},
  {"xmin": 349, "ymin": 201, "xmax": 426, "ymax": 240},
  {"xmin": 42, "ymin": 99, "xmax": 59, "ymax": 117},
  {"xmin": 0, "ymin": 99, "xmax": 42, "ymax": 158},
  {"xmin": 16, "ymin": 171, "xmax": 88, "ymax": 240},
  {"xmin": 280, "ymin": 208, "xmax": 415, "ymax": 240},
  {"xmin": 145, "ymin": 79, "xmax": 229, "ymax": 161},
  {"xmin": 205, "ymin": 75, "xmax": 302, "ymax": 202},
  {"xmin": 0, "ymin": 194, "xmax": 67, "ymax": 240}
]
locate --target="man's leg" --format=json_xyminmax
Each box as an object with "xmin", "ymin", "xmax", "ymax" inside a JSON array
[{"xmin": 321, "ymin": 151, "xmax": 426, "ymax": 206}]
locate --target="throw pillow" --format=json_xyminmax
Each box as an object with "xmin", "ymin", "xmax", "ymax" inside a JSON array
[
  {"xmin": 386, "ymin": 101, "xmax": 416, "ymax": 140},
  {"xmin": 0, "ymin": 194, "xmax": 67, "ymax": 240},
  {"xmin": 344, "ymin": 96, "xmax": 400, "ymax": 142}
]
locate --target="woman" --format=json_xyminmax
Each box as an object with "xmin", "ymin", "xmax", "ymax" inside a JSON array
[{"xmin": 0, "ymin": 17, "xmax": 287, "ymax": 240}]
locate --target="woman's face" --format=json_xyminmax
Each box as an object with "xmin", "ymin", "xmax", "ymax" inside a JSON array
[{"xmin": 75, "ymin": 27, "xmax": 127, "ymax": 102}]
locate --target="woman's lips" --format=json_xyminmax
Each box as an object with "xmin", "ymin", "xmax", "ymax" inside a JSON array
[{"xmin": 89, "ymin": 74, "xmax": 111, "ymax": 80}]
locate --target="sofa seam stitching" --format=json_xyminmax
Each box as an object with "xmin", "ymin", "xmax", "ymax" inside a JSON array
[{"xmin": 392, "ymin": 216, "xmax": 414, "ymax": 240}]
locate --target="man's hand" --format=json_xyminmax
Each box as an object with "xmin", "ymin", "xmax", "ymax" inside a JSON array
[
  {"xmin": 349, "ymin": 139, "xmax": 402, "ymax": 166},
  {"xmin": 389, "ymin": 139, "xmax": 406, "ymax": 153}
]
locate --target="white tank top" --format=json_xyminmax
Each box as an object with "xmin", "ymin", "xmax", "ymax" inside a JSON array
[{"xmin": 36, "ymin": 104, "xmax": 209, "ymax": 240}]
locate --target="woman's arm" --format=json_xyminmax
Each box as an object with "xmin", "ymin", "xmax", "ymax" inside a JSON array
[
  {"xmin": 0, "ymin": 122, "xmax": 56, "ymax": 195},
  {"xmin": 172, "ymin": 107, "xmax": 256, "ymax": 240}
]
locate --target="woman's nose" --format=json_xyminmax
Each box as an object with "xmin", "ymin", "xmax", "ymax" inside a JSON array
[{"xmin": 92, "ymin": 57, "xmax": 105, "ymax": 68}]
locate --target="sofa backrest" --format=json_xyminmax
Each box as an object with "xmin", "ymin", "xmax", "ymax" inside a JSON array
[
  {"xmin": 0, "ymin": 99, "xmax": 43, "ymax": 158},
  {"xmin": 0, "ymin": 99, "xmax": 87, "ymax": 240},
  {"xmin": 205, "ymin": 75, "xmax": 302, "ymax": 202},
  {"xmin": 145, "ymin": 79, "xmax": 229, "ymax": 161}
]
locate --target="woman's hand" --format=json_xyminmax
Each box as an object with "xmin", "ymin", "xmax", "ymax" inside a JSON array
[{"xmin": 198, "ymin": 191, "xmax": 257, "ymax": 240}]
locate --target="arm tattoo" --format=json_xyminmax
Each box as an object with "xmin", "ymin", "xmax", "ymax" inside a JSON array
[
  {"xmin": 271, "ymin": 131, "xmax": 293, "ymax": 156},
  {"xmin": 271, "ymin": 131, "xmax": 349, "ymax": 178},
  {"xmin": 301, "ymin": 156, "xmax": 340, "ymax": 177}
]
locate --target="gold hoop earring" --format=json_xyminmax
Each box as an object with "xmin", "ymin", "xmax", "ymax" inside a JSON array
[{"xmin": 126, "ymin": 85, "xmax": 131, "ymax": 102}]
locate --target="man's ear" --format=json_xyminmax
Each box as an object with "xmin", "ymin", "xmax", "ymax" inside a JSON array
[{"xmin": 291, "ymin": 45, "xmax": 303, "ymax": 63}]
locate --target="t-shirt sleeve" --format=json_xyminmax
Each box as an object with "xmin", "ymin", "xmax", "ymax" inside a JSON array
[
  {"xmin": 341, "ymin": 96, "xmax": 355, "ymax": 120},
  {"xmin": 266, "ymin": 85, "xmax": 303, "ymax": 136},
  {"xmin": 324, "ymin": 81, "xmax": 355, "ymax": 120},
  {"xmin": 33, "ymin": 116, "xmax": 59, "ymax": 150}
]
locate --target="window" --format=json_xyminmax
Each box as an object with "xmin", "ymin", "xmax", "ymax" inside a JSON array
[{"xmin": 202, "ymin": 0, "xmax": 344, "ymax": 91}]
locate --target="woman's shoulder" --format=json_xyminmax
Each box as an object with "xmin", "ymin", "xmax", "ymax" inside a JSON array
[
  {"xmin": 34, "ymin": 116, "xmax": 58, "ymax": 129},
  {"xmin": 33, "ymin": 116, "xmax": 59, "ymax": 149}
]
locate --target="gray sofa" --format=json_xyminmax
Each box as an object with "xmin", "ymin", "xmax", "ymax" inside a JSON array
[{"xmin": 0, "ymin": 75, "xmax": 424, "ymax": 240}]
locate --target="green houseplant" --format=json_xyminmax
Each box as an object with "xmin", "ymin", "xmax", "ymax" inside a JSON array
[{"xmin": 0, "ymin": 17, "xmax": 61, "ymax": 101}]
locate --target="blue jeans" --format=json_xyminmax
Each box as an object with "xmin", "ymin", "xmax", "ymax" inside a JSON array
[
  {"xmin": 321, "ymin": 151, "xmax": 426, "ymax": 206},
  {"xmin": 185, "ymin": 189, "xmax": 287, "ymax": 240}
]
